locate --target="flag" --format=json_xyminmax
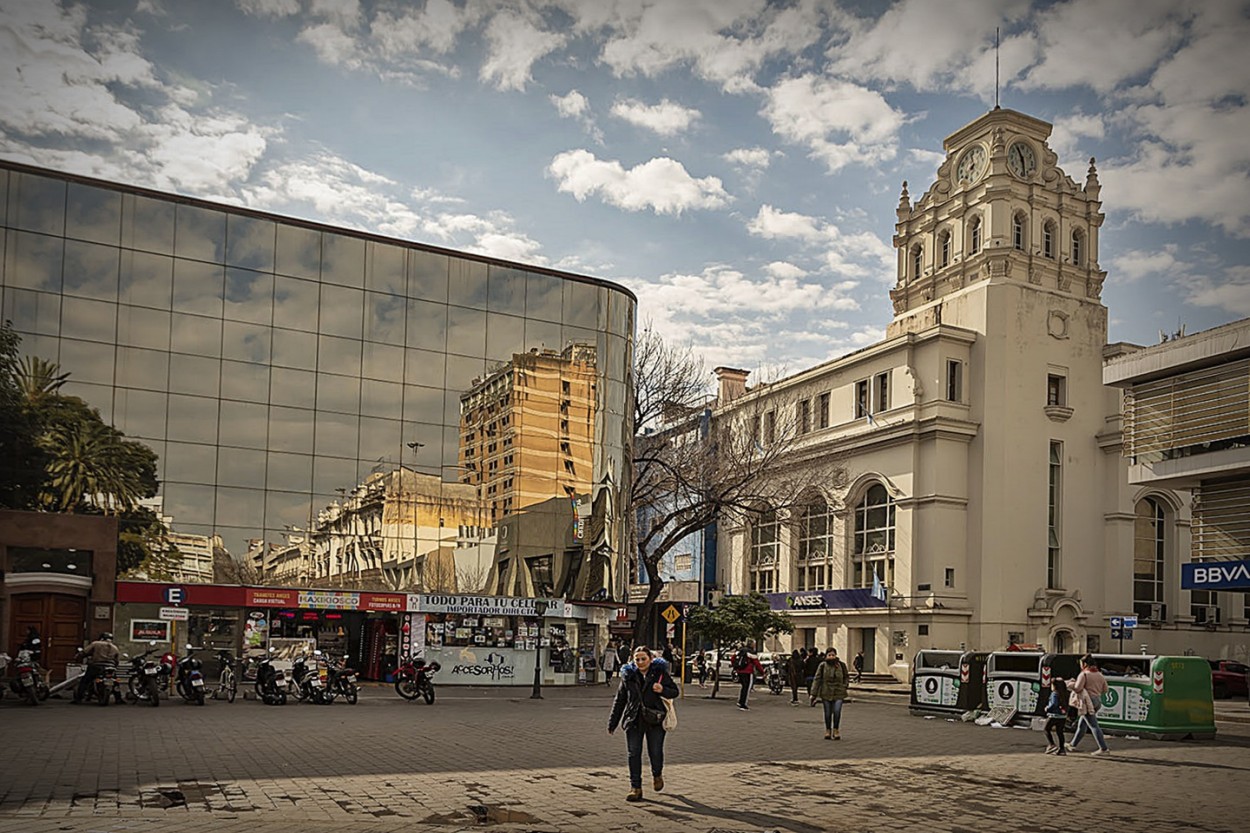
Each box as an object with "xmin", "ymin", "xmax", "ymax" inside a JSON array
[
  {"xmin": 871, "ymin": 568, "xmax": 887, "ymax": 601},
  {"xmin": 866, "ymin": 412, "xmax": 876, "ymax": 426}
]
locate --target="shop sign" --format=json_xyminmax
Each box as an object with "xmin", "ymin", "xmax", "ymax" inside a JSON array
[
  {"xmin": 130, "ymin": 620, "xmax": 169, "ymax": 641},
  {"xmin": 360, "ymin": 592, "xmax": 405, "ymax": 612},
  {"xmin": 159, "ymin": 606, "xmax": 190, "ymax": 621},
  {"xmin": 245, "ymin": 588, "xmax": 298, "ymax": 607},
  {"xmin": 416, "ymin": 594, "xmax": 568, "ymax": 618},
  {"xmin": 297, "ymin": 590, "xmax": 359, "ymax": 610}
]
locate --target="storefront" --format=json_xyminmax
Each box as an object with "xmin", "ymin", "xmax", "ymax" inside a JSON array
[{"xmin": 402, "ymin": 594, "xmax": 609, "ymax": 687}]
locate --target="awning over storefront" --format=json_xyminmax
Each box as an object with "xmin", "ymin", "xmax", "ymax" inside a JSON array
[
  {"xmin": 764, "ymin": 589, "xmax": 888, "ymax": 612},
  {"xmin": 116, "ymin": 581, "xmax": 406, "ymax": 612}
]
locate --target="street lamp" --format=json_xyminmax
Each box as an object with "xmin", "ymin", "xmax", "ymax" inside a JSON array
[{"xmin": 530, "ymin": 598, "xmax": 550, "ymax": 700}]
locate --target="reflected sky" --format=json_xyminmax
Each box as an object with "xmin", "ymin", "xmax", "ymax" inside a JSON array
[{"xmin": 1, "ymin": 166, "xmax": 634, "ymax": 582}]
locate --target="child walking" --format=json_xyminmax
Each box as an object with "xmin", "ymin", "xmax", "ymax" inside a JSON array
[{"xmin": 1043, "ymin": 678, "xmax": 1069, "ymax": 755}]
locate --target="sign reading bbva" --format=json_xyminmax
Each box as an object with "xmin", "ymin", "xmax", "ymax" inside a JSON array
[{"xmin": 1182, "ymin": 559, "xmax": 1250, "ymax": 590}]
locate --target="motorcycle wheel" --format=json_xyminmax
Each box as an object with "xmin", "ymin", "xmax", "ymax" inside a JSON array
[
  {"xmin": 37, "ymin": 682, "xmax": 50, "ymax": 702},
  {"xmin": 195, "ymin": 688, "xmax": 205, "ymax": 706},
  {"xmin": 421, "ymin": 684, "xmax": 435, "ymax": 705},
  {"xmin": 277, "ymin": 691, "xmax": 287, "ymax": 705},
  {"xmin": 96, "ymin": 685, "xmax": 109, "ymax": 707},
  {"xmin": 146, "ymin": 677, "xmax": 161, "ymax": 707},
  {"xmin": 394, "ymin": 677, "xmax": 420, "ymax": 700},
  {"xmin": 345, "ymin": 683, "xmax": 358, "ymax": 705},
  {"xmin": 25, "ymin": 685, "xmax": 38, "ymax": 706}
]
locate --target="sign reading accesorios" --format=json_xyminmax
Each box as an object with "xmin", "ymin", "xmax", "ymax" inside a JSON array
[{"xmin": 1181, "ymin": 559, "xmax": 1250, "ymax": 591}]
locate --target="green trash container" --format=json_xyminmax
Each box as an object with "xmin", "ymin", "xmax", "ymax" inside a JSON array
[
  {"xmin": 1088, "ymin": 654, "xmax": 1215, "ymax": 740},
  {"xmin": 910, "ymin": 649, "xmax": 989, "ymax": 715}
]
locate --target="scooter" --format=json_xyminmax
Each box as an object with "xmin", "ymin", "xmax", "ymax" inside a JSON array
[
  {"xmin": 94, "ymin": 663, "xmax": 121, "ymax": 707},
  {"xmin": 254, "ymin": 648, "xmax": 288, "ymax": 706},
  {"xmin": 8, "ymin": 648, "xmax": 50, "ymax": 706},
  {"xmin": 292, "ymin": 651, "xmax": 332, "ymax": 704},
  {"xmin": 766, "ymin": 659, "xmax": 786, "ymax": 696},
  {"xmin": 394, "ymin": 654, "xmax": 440, "ymax": 704},
  {"xmin": 327, "ymin": 654, "xmax": 359, "ymax": 705},
  {"xmin": 126, "ymin": 641, "xmax": 163, "ymax": 707},
  {"xmin": 173, "ymin": 644, "xmax": 206, "ymax": 705}
]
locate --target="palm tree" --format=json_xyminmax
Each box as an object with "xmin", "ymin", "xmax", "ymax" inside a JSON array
[
  {"xmin": 38, "ymin": 418, "xmax": 145, "ymax": 514},
  {"xmin": 14, "ymin": 355, "xmax": 69, "ymax": 407}
]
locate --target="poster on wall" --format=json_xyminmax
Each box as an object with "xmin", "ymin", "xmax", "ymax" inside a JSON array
[
  {"xmin": 130, "ymin": 620, "xmax": 169, "ymax": 642},
  {"xmin": 243, "ymin": 611, "xmax": 268, "ymax": 650}
]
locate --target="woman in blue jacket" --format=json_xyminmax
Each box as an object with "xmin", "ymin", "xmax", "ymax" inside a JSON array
[{"xmin": 608, "ymin": 646, "xmax": 680, "ymax": 802}]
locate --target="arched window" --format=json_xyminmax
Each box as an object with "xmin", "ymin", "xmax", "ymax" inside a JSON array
[
  {"xmin": 749, "ymin": 508, "xmax": 779, "ymax": 594},
  {"xmin": 796, "ymin": 499, "xmax": 833, "ymax": 590},
  {"xmin": 852, "ymin": 483, "xmax": 895, "ymax": 589},
  {"xmin": 1133, "ymin": 498, "xmax": 1167, "ymax": 621},
  {"xmin": 1071, "ymin": 229, "xmax": 1085, "ymax": 266},
  {"xmin": 911, "ymin": 244, "xmax": 924, "ymax": 280},
  {"xmin": 939, "ymin": 230, "xmax": 951, "ymax": 268},
  {"xmin": 1012, "ymin": 211, "xmax": 1027, "ymax": 251},
  {"xmin": 1042, "ymin": 221, "xmax": 1056, "ymax": 259},
  {"xmin": 969, "ymin": 216, "xmax": 982, "ymax": 255}
]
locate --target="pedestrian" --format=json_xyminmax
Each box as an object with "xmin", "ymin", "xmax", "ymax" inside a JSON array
[
  {"xmin": 602, "ymin": 642, "xmax": 620, "ymax": 684},
  {"xmin": 787, "ymin": 649, "xmax": 804, "ymax": 705},
  {"xmin": 1043, "ymin": 677, "xmax": 1069, "ymax": 755},
  {"xmin": 607, "ymin": 645, "xmax": 680, "ymax": 802},
  {"xmin": 1069, "ymin": 655, "xmax": 1111, "ymax": 755},
  {"xmin": 616, "ymin": 640, "xmax": 631, "ymax": 667},
  {"xmin": 803, "ymin": 647, "xmax": 821, "ymax": 706},
  {"xmin": 811, "ymin": 647, "xmax": 850, "ymax": 739},
  {"xmin": 73, "ymin": 632, "xmax": 120, "ymax": 704},
  {"xmin": 853, "ymin": 650, "xmax": 865, "ymax": 683},
  {"xmin": 694, "ymin": 651, "xmax": 708, "ymax": 688},
  {"xmin": 662, "ymin": 641, "xmax": 674, "ymax": 664},
  {"xmin": 734, "ymin": 643, "xmax": 763, "ymax": 711}
]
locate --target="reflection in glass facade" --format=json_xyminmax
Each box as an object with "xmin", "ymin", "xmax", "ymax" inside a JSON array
[{"xmin": 0, "ymin": 162, "xmax": 636, "ymax": 601}]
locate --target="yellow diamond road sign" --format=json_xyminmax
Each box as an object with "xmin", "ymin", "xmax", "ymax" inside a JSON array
[{"xmin": 660, "ymin": 604, "xmax": 681, "ymax": 624}]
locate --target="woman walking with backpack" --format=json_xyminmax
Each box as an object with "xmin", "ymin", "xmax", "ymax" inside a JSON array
[
  {"xmin": 608, "ymin": 646, "xmax": 680, "ymax": 802},
  {"xmin": 811, "ymin": 647, "xmax": 850, "ymax": 739}
]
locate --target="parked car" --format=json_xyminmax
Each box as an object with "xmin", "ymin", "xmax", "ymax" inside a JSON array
[
  {"xmin": 687, "ymin": 649, "xmax": 780, "ymax": 682},
  {"xmin": 1207, "ymin": 659, "xmax": 1249, "ymax": 700}
]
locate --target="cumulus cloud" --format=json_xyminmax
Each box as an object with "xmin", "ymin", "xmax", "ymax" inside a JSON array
[
  {"xmin": 1110, "ymin": 247, "xmax": 1181, "ymax": 284},
  {"xmin": 548, "ymin": 150, "xmax": 730, "ymax": 214},
  {"xmin": 480, "ymin": 9, "xmax": 567, "ymax": 91},
  {"xmin": 551, "ymin": 90, "xmax": 590, "ymax": 119},
  {"xmin": 723, "ymin": 147, "xmax": 773, "ymax": 168},
  {"xmin": 235, "ymin": 0, "xmax": 300, "ymax": 18},
  {"xmin": 748, "ymin": 205, "xmax": 894, "ymax": 282},
  {"xmin": 610, "ymin": 97, "xmax": 701, "ymax": 136},
  {"xmin": 761, "ymin": 75, "xmax": 905, "ymax": 172}
]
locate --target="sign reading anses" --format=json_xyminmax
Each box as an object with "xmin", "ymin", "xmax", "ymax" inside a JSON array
[{"xmin": 1182, "ymin": 559, "xmax": 1250, "ymax": 591}]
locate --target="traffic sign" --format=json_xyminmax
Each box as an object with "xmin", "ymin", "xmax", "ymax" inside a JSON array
[
  {"xmin": 1109, "ymin": 616, "xmax": 1122, "ymax": 628},
  {"xmin": 1110, "ymin": 627, "xmax": 1122, "ymax": 639},
  {"xmin": 1123, "ymin": 616, "xmax": 1138, "ymax": 629},
  {"xmin": 660, "ymin": 604, "xmax": 682, "ymax": 624},
  {"xmin": 159, "ymin": 606, "xmax": 189, "ymax": 621},
  {"xmin": 1122, "ymin": 628, "xmax": 1134, "ymax": 640},
  {"xmin": 163, "ymin": 586, "xmax": 185, "ymax": 604}
]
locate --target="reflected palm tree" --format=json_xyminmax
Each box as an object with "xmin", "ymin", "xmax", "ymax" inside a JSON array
[
  {"xmin": 38, "ymin": 418, "xmax": 147, "ymax": 514},
  {"xmin": 14, "ymin": 355, "xmax": 69, "ymax": 406}
]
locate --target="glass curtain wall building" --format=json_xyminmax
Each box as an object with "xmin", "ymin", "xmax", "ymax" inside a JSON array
[{"xmin": 0, "ymin": 161, "xmax": 635, "ymax": 601}]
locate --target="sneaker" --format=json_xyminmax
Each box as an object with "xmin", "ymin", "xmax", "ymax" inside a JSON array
[
  {"xmin": 1044, "ymin": 746, "xmax": 1057, "ymax": 754},
  {"xmin": 625, "ymin": 788, "xmax": 642, "ymax": 802},
  {"xmin": 833, "ymin": 729, "xmax": 841, "ymax": 740},
  {"xmin": 1091, "ymin": 749, "xmax": 1110, "ymax": 756},
  {"xmin": 738, "ymin": 705, "xmax": 749, "ymax": 711},
  {"xmin": 1055, "ymin": 750, "xmax": 1067, "ymax": 756},
  {"xmin": 653, "ymin": 775, "xmax": 664, "ymax": 792}
]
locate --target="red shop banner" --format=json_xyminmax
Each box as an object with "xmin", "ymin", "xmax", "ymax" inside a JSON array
[
  {"xmin": 245, "ymin": 588, "xmax": 299, "ymax": 607},
  {"xmin": 360, "ymin": 592, "xmax": 405, "ymax": 612}
]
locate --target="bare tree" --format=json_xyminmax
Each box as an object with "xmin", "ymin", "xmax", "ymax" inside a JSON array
[{"xmin": 631, "ymin": 325, "xmax": 842, "ymax": 645}]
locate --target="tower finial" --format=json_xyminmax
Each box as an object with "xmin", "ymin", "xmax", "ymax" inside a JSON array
[
  {"xmin": 896, "ymin": 181, "xmax": 911, "ymax": 219},
  {"xmin": 994, "ymin": 27, "xmax": 1000, "ymax": 109}
]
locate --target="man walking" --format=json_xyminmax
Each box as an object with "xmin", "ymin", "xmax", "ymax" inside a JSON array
[
  {"xmin": 853, "ymin": 650, "xmax": 865, "ymax": 684},
  {"xmin": 734, "ymin": 643, "xmax": 762, "ymax": 711},
  {"xmin": 803, "ymin": 647, "xmax": 821, "ymax": 705}
]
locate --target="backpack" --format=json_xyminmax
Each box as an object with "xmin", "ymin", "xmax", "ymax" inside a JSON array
[{"xmin": 732, "ymin": 651, "xmax": 749, "ymax": 672}]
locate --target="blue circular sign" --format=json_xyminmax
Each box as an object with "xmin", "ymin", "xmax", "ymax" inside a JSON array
[{"xmin": 164, "ymin": 586, "xmax": 185, "ymax": 604}]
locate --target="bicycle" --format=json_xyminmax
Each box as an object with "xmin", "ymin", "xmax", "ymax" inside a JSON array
[{"xmin": 212, "ymin": 650, "xmax": 237, "ymax": 703}]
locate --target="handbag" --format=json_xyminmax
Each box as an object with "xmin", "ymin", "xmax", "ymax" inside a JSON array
[
  {"xmin": 639, "ymin": 704, "xmax": 666, "ymax": 725},
  {"xmin": 661, "ymin": 697, "xmax": 677, "ymax": 731}
]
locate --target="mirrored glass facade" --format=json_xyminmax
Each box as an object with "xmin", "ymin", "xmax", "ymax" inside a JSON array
[{"xmin": 0, "ymin": 162, "xmax": 636, "ymax": 601}]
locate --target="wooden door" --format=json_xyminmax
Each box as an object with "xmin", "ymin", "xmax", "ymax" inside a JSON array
[{"xmin": 8, "ymin": 593, "xmax": 86, "ymax": 680}]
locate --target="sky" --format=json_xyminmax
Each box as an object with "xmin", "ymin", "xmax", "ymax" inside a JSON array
[{"xmin": 2, "ymin": 0, "xmax": 1249, "ymax": 374}]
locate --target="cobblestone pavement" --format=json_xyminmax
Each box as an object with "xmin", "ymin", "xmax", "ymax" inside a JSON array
[{"xmin": 1, "ymin": 682, "xmax": 1247, "ymax": 833}]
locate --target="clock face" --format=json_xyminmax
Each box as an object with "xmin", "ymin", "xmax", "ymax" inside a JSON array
[
  {"xmin": 956, "ymin": 146, "xmax": 986, "ymax": 183},
  {"xmin": 1008, "ymin": 142, "xmax": 1037, "ymax": 178}
]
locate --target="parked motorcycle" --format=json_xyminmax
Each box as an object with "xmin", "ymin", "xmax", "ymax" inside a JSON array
[
  {"xmin": 394, "ymin": 654, "xmax": 440, "ymax": 704},
  {"xmin": 327, "ymin": 654, "xmax": 359, "ymax": 705},
  {"xmin": 766, "ymin": 658, "xmax": 786, "ymax": 696},
  {"xmin": 7, "ymin": 648, "xmax": 50, "ymax": 705},
  {"xmin": 94, "ymin": 663, "xmax": 121, "ymax": 707},
  {"xmin": 126, "ymin": 641, "xmax": 163, "ymax": 707},
  {"xmin": 254, "ymin": 648, "xmax": 288, "ymax": 706},
  {"xmin": 173, "ymin": 644, "xmax": 206, "ymax": 705},
  {"xmin": 292, "ymin": 651, "xmax": 333, "ymax": 704}
]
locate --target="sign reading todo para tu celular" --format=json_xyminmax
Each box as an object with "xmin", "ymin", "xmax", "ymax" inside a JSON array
[{"xmin": 1182, "ymin": 559, "xmax": 1250, "ymax": 591}]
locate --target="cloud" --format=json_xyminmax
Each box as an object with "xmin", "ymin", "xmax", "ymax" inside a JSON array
[
  {"xmin": 1180, "ymin": 267, "xmax": 1250, "ymax": 317},
  {"xmin": 763, "ymin": 261, "xmax": 807, "ymax": 280},
  {"xmin": 1110, "ymin": 247, "xmax": 1180, "ymax": 284},
  {"xmin": 1049, "ymin": 112, "xmax": 1106, "ymax": 164},
  {"xmin": 548, "ymin": 149, "xmax": 730, "ymax": 214},
  {"xmin": 610, "ymin": 97, "xmax": 701, "ymax": 136},
  {"xmin": 551, "ymin": 90, "xmax": 590, "ymax": 119},
  {"xmin": 480, "ymin": 9, "xmax": 566, "ymax": 91},
  {"xmin": 748, "ymin": 205, "xmax": 894, "ymax": 282},
  {"xmin": 761, "ymin": 75, "xmax": 905, "ymax": 172},
  {"xmin": 235, "ymin": 0, "xmax": 300, "ymax": 18},
  {"xmin": 723, "ymin": 147, "xmax": 773, "ymax": 168}
]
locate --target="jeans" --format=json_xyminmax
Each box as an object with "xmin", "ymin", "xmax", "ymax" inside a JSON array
[
  {"xmin": 625, "ymin": 723, "xmax": 666, "ymax": 788},
  {"xmin": 737, "ymin": 673, "xmax": 753, "ymax": 707},
  {"xmin": 1043, "ymin": 716, "xmax": 1066, "ymax": 750},
  {"xmin": 1071, "ymin": 712, "xmax": 1109, "ymax": 751},
  {"xmin": 822, "ymin": 698, "xmax": 844, "ymax": 731},
  {"xmin": 74, "ymin": 663, "xmax": 106, "ymax": 702}
]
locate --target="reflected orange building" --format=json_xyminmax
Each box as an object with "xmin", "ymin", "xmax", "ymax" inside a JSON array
[{"xmin": 459, "ymin": 344, "xmax": 598, "ymax": 523}]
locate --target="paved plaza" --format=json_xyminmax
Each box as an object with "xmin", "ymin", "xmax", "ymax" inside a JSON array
[{"xmin": 1, "ymin": 682, "xmax": 1247, "ymax": 833}]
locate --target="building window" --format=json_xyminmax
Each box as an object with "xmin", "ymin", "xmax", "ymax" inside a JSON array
[
  {"xmin": 1047, "ymin": 374, "xmax": 1066, "ymax": 407},
  {"xmin": 797, "ymin": 499, "xmax": 833, "ymax": 591},
  {"xmin": 854, "ymin": 379, "xmax": 869, "ymax": 419},
  {"xmin": 798, "ymin": 399, "xmax": 811, "ymax": 434},
  {"xmin": 875, "ymin": 371, "xmax": 890, "ymax": 413},
  {"xmin": 1043, "ymin": 222, "xmax": 1055, "ymax": 259},
  {"xmin": 1133, "ymin": 498, "xmax": 1166, "ymax": 620},
  {"xmin": 918, "ymin": 624, "xmax": 930, "ymax": 636},
  {"xmin": 750, "ymin": 508, "xmax": 779, "ymax": 594},
  {"xmin": 1191, "ymin": 589, "xmax": 1220, "ymax": 624},
  {"xmin": 945, "ymin": 568, "xmax": 955, "ymax": 588},
  {"xmin": 763, "ymin": 409, "xmax": 776, "ymax": 445},
  {"xmin": 852, "ymin": 484, "xmax": 895, "ymax": 589},
  {"xmin": 939, "ymin": 230, "xmax": 951, "ymax": 268},
  {"xmin": 1012, "ymin": 212, "xmax": 1026, "ymax": 251},
  {"xmin": 1071, "ymin": 229, "xmax": 1084, "ymax": 266},
  {"xmin": 750, "ymin": 414, "xmax": 762, "ymax": 446},
  {"xmin": 673, "ymin": 552, "xmax": 693, "ymax": 574},
  {"xmin": 1048, "ymin": 441, "xmax": 1062, "ymax": 589},
  {"xmin": 969, "ymin": 216, "xmax": 982, "ymax": 255},
  {"xmin": 911, "ymin": 244, "xmax": 923, "ymax": 280},
  {"xmin": 945, "ymin": 360, "xmax": 963, "ymax": 402},
  {"xmin": 527, "ymin": 555, "xmax": 554, "ymax": 597},
  {"xmin": 817, "ymin": 392, "xmax": 830, "ymax": 429}
]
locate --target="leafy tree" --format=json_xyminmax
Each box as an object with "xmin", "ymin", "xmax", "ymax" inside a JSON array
[
  {"xmin": 685, "ymin": 593, "xmax": 794, "ymax": 698},
  {"xmin": 0, "ymin": 322, "xmax": 46, "ymax": 509}
]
